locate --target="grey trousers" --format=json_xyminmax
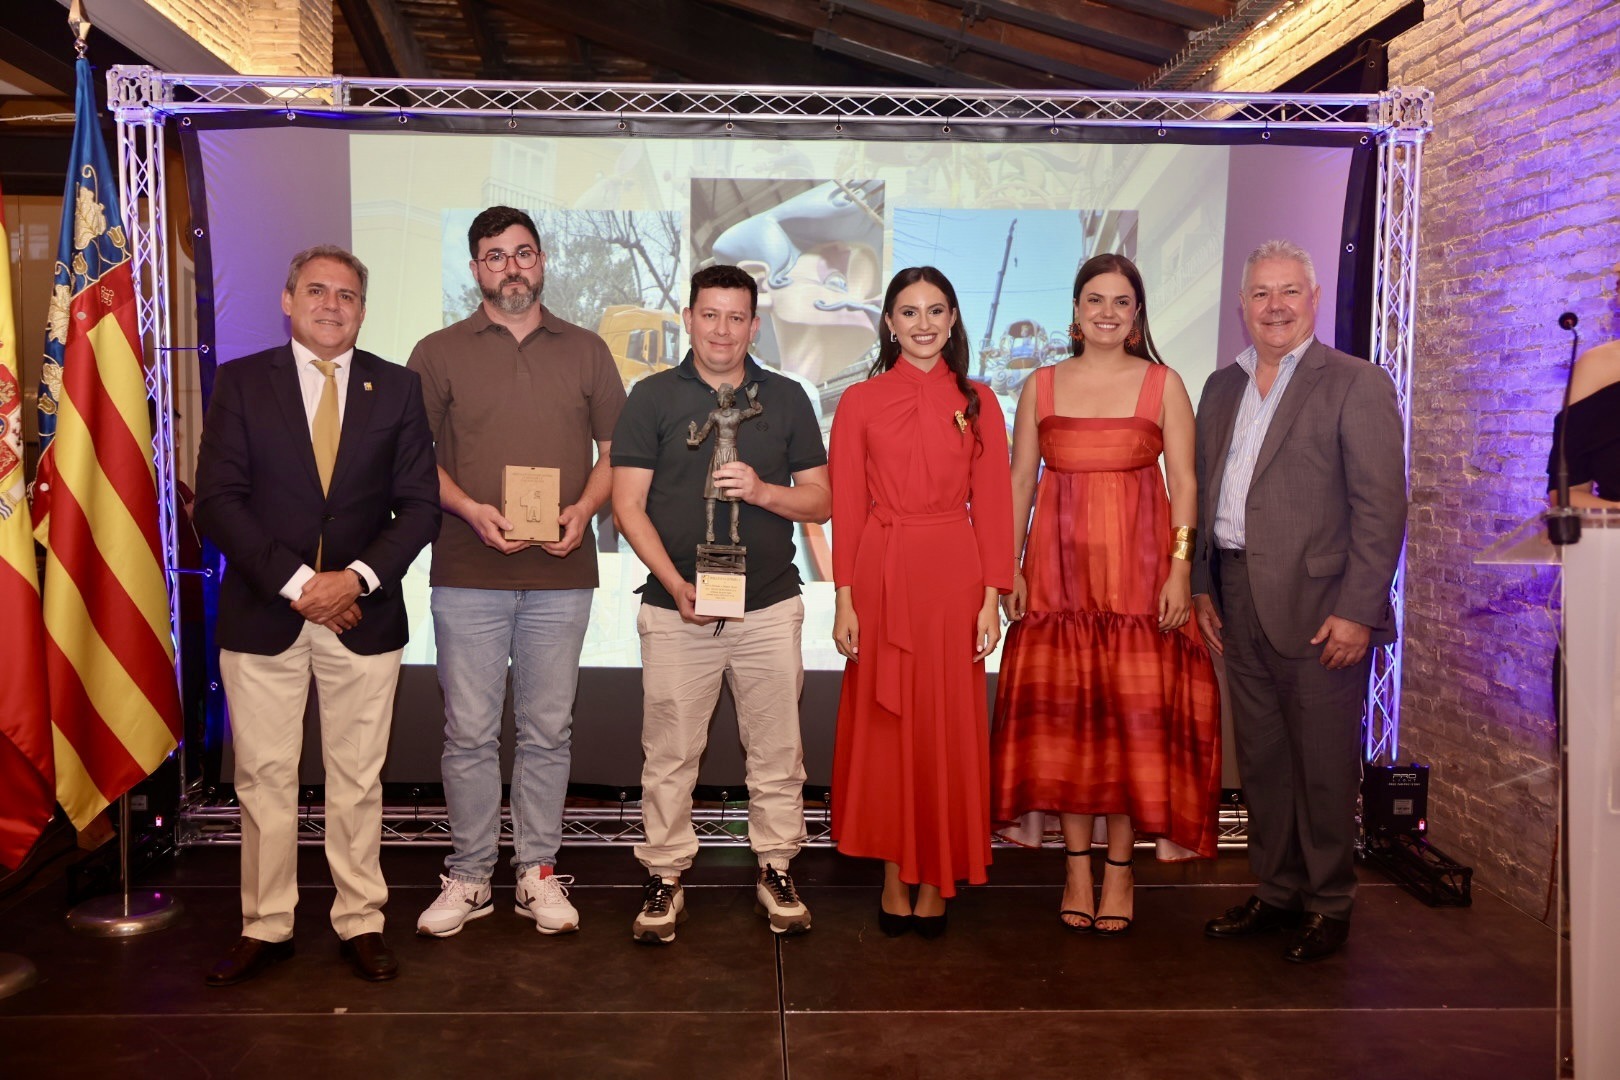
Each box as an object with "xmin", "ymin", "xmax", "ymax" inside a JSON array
[{"xmin": 1216, "ymin": 551, "xmax": 1368, "ymax": 920}]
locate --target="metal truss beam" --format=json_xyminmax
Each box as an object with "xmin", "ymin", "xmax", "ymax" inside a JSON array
[
  {"xmin": 1365, "ymin": 93, "xmax": 1430, "ymax": 764},
  {"xmin": 176, "ymin": 804, "xmax": 1254, "ymax": 849},
  {"xmin": 112, "ymin": 86, "xmax": 188, "ymax": 796},
  {"xmin": 106, "ymin": 68, "xmax": 1429, "ymax": 830},
  {"xmin": 108, "ymin": 69, "xmax": 1426, "ymax": 135}
]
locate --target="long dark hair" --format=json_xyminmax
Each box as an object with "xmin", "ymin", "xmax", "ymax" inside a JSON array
[
  {"xmin": 870, "ymin": 266, "xmax": 981, "ymax": 439},
  {"xmin": 1072, "ymin": 253, "xmax": 1164, "ymax": 365}
]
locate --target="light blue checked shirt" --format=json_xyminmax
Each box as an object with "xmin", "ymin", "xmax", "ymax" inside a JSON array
[{"xmin": 1211, "ymin": 338, "xmax": 1313, "ymax": 550}]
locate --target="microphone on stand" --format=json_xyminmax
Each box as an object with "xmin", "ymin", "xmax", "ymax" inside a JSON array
[{"xmin": 1547, "ymin": 311, "xmax": 1582, "ymax": 545}]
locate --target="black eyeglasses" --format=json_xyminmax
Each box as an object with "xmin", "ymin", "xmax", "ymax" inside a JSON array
[{"xmin": 478, "ymin": 247, "xmax": 540, "ymax": 271}]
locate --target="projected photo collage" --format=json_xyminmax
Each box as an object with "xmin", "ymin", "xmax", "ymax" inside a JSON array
[{"xmin": 233, "ymin": 131, "xmax": 1345, "ymax": 669}]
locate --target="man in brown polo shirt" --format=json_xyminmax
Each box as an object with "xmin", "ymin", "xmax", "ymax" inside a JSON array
[{"xmin": 406, "ymin": 206, "xmax": 625, "ymax": 939}]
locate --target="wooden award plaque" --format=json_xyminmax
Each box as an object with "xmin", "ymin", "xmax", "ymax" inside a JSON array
[{"xmin": 501, "ymin": 465, "xmax": 561, "ymax": 542}]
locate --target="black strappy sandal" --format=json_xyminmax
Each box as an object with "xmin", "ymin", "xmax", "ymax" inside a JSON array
[
  {"xmin": 1060, "ymin": 848, "xmax": 1096, "ymax": 933},
  {"xmin": 1094, "ymin": 855, "xmax": 1134, "ymax": 936}
]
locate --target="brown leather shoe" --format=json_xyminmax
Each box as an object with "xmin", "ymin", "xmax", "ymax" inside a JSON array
[
  {"xmin": 339, "ymin": 932, "xmax": 398, "ymax": 981},
  {"xmin": 1283, "ymin": 912, "xmax": 1350, "ymax": 963},
  {"xmin": 205, "ymin": 936, "xmax": 294, "ymax": 986},
  {"xmin": 1204, "ymin": 895, "xmax": 1302, "ymax": 938}
]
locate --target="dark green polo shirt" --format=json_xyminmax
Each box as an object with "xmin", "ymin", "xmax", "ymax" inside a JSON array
[{"xmin": 611, "ymin": 352, "xmax": 827, "ymax": 612}]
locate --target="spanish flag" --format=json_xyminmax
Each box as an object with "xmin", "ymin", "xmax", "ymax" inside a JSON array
[
  {"xmin": 0, "ymin": 182, "xmax": 55, "ymax": 868},
  {"xmin": 32, "ymin": 59, "xmax": 181, "ymax": 831}
]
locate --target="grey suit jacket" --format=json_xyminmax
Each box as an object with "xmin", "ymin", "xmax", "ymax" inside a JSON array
[{"xmin": 1190, "ymin": 339, "xmax": 1407, "ymax": 659}]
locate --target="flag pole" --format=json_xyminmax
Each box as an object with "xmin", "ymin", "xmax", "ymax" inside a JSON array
[
  {"xmin": 51, "ymin": 0, "xmax": 183, "ymax": 939},
  {"xmin": 66, "ymin": 795, "xmax": 182, "ymax": 937}
]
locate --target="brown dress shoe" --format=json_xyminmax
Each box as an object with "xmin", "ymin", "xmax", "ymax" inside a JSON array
[
  {"xmin": 339, "ymin": 932, "xmax": 399, "ymax": 981},
  {"xmin": 1204, "ymin": 895, "xmax": 1301, "ymax": 938},
  {"xmin": 205, "ymin": 936, "xmax": 294, "ymax": 986},
  {"xmin": 1283, "ymin": 912, "xmax": 1350, "ymax": 963}
]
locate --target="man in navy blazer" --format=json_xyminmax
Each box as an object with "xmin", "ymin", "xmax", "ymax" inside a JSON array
[
  {"xmin": 1192, "ymin": 240, "xmax": 1407, "ymax": 963},
  {"xmin": 196, "ymin": 245, "xmax": 439, "ymax": 985}
]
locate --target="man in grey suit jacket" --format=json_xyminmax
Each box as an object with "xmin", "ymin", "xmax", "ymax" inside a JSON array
[{"xmin": 1191, "ymin": 240, "xmax": 1406, "ymax": 963}]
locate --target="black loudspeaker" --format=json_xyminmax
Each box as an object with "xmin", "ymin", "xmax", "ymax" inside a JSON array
[{"xmin": 1363, "ymin": 763, "xmax": 1428, "ymax": 835}]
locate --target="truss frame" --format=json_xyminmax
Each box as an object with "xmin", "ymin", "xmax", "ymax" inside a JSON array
[{"xmin": 106, "ymin": 69, "xmax": 1432, "ymax": 845}]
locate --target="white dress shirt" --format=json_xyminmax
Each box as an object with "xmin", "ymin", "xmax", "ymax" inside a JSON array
[
  {"xmin": 279, "ymin": 340, "xmax": 380, "ymax": 600},
  {"xmin": 1211, "ymin": 337, "xmax": 1312, "ymax": 551}
]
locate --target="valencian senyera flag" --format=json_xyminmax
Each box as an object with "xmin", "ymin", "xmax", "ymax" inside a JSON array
[
  {"xmin": 32, "ymin": 58, "xmax": 181, "ymax": 831},
  {"xmin": 0, "ymin": 181, "xmax": 56, "ymax": 868}
]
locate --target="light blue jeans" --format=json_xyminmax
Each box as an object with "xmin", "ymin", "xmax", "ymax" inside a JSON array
[{"xmin": 432, "ymin": 586, "xmax": 593, "ymax": 882}]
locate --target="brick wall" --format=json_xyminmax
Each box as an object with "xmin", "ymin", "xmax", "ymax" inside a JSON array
[
  {"xmin": 147, "ymin": 0, "xmax": 331, "ymax": 76},
  {"xmin": 146, "ymin": 0, "xmax": 251, "ymax": 71},
  {"xmin": 245, "ymin": 0, "xmax": 333, "ymax": 78},
  {"xmin": 1388, "ymin": 0, "xmax": 1620, "ymax": 919},
  {"xmin": 1187, "ymin": 0, "xmax": 1413, "ymax": 92}
]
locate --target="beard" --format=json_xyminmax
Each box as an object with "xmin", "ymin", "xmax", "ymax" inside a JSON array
[{"xmin": 481, "ymin": 272, "xmax": 542, "ymax": 315}]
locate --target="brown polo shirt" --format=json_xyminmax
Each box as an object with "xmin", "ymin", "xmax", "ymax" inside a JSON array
[{"xmin": 407, "ymin": 305, "xmax": 625, "ymax": 590}]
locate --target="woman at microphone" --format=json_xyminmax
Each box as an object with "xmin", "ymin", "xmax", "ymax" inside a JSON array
[{"xmin": 1547, "ymin": 332, "xmax": 1620, "ymax": 508}]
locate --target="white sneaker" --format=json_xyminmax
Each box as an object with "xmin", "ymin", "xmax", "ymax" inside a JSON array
[
  {"xmin": 755, "ymin": 865, "xmax": 812, "ymax": 934},
  {"xmin": 515, "ymin": 867, "xmax": 579, "ymax": 935},
  {"xmin": 416, "ymin": 874, "xmax": 494, "ymax": 938},
  {"xmin": 631, "ymin": 876, "xmax": 685, "ymax": 945}
]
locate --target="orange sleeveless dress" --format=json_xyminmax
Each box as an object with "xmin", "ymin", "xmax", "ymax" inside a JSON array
[{"xmin": 990, "ymin": 363, "xmax": 1221, "ymax": 858}]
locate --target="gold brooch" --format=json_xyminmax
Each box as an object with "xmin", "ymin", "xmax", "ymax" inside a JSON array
[{"xmin": 953, "ymin": 410, "xmax": 967, "ymax": 433}]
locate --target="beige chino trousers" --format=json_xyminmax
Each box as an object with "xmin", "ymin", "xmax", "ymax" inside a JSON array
[
  {"xmin": 635, "ymin": 595, "xmax": 809, "ymax": 878},
  {"xmin": 221, "ymin": 621, "xmax": 402, "ymax": 943}
]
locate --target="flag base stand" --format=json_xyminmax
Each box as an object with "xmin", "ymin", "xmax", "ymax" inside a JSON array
[
  {"xmin": 0, "ymin": 954, "xmax": 39, "ymax": 999},
  {"xmin": 66, "ymin": 889, "xmax": 184, "ymax": 937},
  {"xmin": 65, "ymin": 795, "xmax": 184, "ymax": 937}
]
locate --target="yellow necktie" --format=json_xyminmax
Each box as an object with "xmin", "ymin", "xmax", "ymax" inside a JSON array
[
  {"xmin": 311, "ymin": 359, "xmax": 339, "ymax": 570},
  {"xmin": 312, "ymin": 359, "xmax": 339, "ymax": 493}
]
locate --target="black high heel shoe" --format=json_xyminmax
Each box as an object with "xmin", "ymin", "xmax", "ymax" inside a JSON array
[
  {"xmin": 911, "ymin": 910, "xmax": 948, "ymax": 939},
  {"xmin": 1060, "ymin": 848, "xmax": 1096, "ymax": 933},
  {"xmin": 878, "ymin": 907, "xmax": 913, "ymax": 937},
  {"xmin": 1094, "ymin": 855, "xmax": 1134, "ymax": 936}
]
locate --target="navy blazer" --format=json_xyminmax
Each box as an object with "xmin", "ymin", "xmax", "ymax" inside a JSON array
[{"xmin": 195, "ymin": 343, "xmax": 441, "ymax": 656}]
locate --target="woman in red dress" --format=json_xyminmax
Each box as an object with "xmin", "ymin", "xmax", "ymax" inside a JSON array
[
  {"xmin": 830, "ymin": 267, "xmax": 1014, "ymax": 937},
  {"xmin": 991, "ymin": 254, "xmax": 1219, "ymax": 935}
]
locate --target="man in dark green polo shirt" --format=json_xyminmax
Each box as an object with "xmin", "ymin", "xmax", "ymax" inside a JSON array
[{"xmin": 612, "ymin": 265, "xmax": 831, "ymax": 944}]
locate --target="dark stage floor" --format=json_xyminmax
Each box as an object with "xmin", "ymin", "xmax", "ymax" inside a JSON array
[{"xmin": 0, "ymin": 842, "xmax": 1561, "ymax": 1079}]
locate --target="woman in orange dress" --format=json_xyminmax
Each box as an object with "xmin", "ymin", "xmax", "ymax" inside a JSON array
[
  {"xmin": 991, "ymin": 253, "xmax": 1219, "ymax": 935},
  {"xmin": 830, "ymin": 267, "xmax": 1014, "ymax": 937}
]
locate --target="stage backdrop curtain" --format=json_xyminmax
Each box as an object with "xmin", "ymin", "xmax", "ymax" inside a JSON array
[{"xmin": 32, "ymin": 58, "xmax": 181, "ymax": 830}]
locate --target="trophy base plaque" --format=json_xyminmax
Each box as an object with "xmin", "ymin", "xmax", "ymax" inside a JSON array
[
  {"xmin": 502, "ymin": 465, "xmax": 560, "ymax": 543},
  {"xmin": 695, "ymin": 543, "xmax": 746, "ymax": 619}
]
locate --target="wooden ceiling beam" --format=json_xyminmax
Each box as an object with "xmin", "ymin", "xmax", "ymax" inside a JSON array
[
  {"xmin": 1095, "ymin": 0, "xmax": 1227, "ymax": 32},
  {"xmin": 454, "ymin": 0, "xmax": 510, "ymax": 77},
  {"xmin": 933, "ymin": 0, "xmax": 1187, "ymax": 64},
  {"xmin": 714, "ymin": 0, "xmax": 1150, "ymax": 88},
  {"xmin": 483, "ymin": 0, "xmax": 914, "ymax": 85},
  {"xmin": 334, "ymin": 0, "xmax": 432, "ymax": 78},
  {"xmin": 0, "ymin": 25, "xmax": 74, "ymax": 95},
  {"xmin": 809, "ymin": 30, "xmax": 1002, "ymax": 88}
]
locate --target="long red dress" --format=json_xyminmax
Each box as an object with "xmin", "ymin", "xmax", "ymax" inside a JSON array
[
  {"xmin": 991, "ymin": 363, "xmax": 1220, "ymax": 859},
  {"xmin": 829, "ymin": 360, "xmax": 1015, "ymax": 895}
]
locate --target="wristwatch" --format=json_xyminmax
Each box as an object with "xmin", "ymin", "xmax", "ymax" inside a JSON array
[{"xmin": 350, "ymin": 568, "xmax": 370, "ymax": 596}]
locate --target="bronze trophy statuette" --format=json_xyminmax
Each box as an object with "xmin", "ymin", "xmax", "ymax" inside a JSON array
[
  {"xmin": 501, "ymin": 465, "xmax": 561, "ymax": 543},
  {"xmin": 688, "ymin": 381, "xmax": 761, "ymax": 618}
]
